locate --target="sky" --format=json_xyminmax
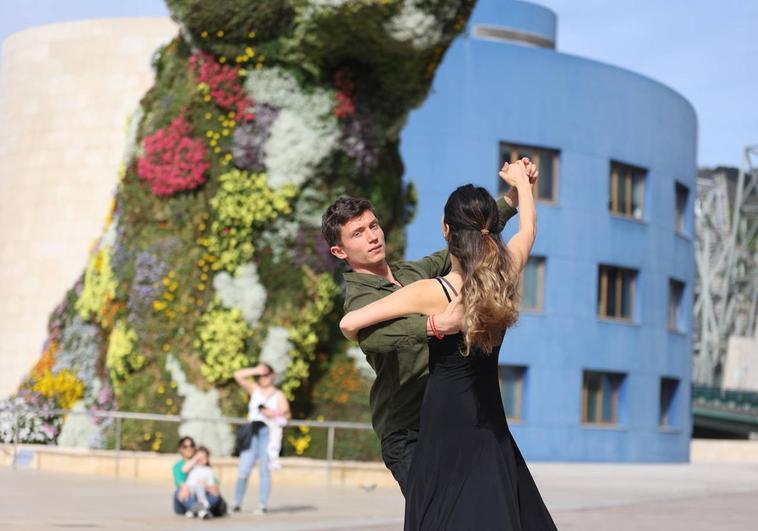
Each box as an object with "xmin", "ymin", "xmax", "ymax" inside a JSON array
[{"xmin": 0, "ymin": 0, "xmax": 755, "ymax": 169}]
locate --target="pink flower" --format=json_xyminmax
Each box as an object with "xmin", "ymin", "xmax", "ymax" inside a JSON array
[
  {"xmin": 334, "ymin": 68, "xmax": 355, "ymax": 118},
  {"xmin": 137, "ymin": 116, "xmax": 210, "ymax": 196},
  {"xmin": 190, "ymin": 52, "xmax": 254, "ymax": 121}
]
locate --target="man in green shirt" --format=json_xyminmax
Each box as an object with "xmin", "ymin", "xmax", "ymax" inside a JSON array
[{"xmin": 321, "ymin": 163, "xmax": 533, "ymax": 495}]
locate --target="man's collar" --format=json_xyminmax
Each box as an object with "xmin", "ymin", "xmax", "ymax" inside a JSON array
[{"xmin": 343, "ymin": 263, "xmax": 399, "ymax": 288}]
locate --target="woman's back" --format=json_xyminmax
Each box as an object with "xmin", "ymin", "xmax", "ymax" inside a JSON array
[{"xmin": 403, "ymin": 281, "xmax": 556, "ymax": 531}]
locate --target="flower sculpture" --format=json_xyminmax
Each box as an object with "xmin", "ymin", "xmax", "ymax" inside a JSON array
[{"xmin": 10, "ymin": 0, "xmax": 478, "ymax": 455}]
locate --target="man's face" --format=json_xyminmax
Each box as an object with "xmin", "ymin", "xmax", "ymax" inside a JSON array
[{"xmin": 330, "ymin": 210, "xmax": 386, "ymax": 269}]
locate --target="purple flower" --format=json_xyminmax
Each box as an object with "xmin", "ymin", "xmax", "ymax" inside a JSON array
[
  {"xmin": 127, "ymin": 238, "xmax": 176, "ymax": 329},
  {"xmin": 232, "ymin": 104, "xmax": 279, "ymax": 171},
  {"xmin": 341, "ymin": 111, "xmax": 380, "ymax": 174}
]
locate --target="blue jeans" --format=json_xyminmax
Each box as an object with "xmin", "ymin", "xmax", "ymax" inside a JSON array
[
  {"xmin": 234, "ymin": 425, "xmax": 270, "ymax": 508},
  {"xmin": 173, "ymin": 489, "xmax": 224, "ymax": 515}
]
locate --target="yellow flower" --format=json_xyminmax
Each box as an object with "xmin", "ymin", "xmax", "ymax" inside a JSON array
[
  {"xmin": 32, "ymin": 369, "xmax": 84, "ymax": 410},
  {"xmin": 219, "ymin": 56, "xmax": 227, "ymax": 64},
  {"xmin": 248, "ymin": 31, "xmax": 256, "ymax": 38},
  {"xmin": 166, "ymin": 398, "xmax": 173, "ymax": 406},
  {"xmin": 216, "ymin": 30, "xmax": 224, "ymax": 37},
  {"xmin": 162, "ymin": 343, "xmax": 170, "ymax": 352},
  {"xmin": 201, "ymin": 31, "xmax": 208, "ymax": 38},
  {"xmin": 143, "ymin": 433, "xmax": 151, "ymax": 441}
]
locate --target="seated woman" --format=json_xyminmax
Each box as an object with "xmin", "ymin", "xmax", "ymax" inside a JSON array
[
  {"xmin": 340, "ymin": 160, "xmax": 557, "ymax": 530},
  {"xmin": 172, "ymin": 436, "xmax": 227, "ymax": 517}
]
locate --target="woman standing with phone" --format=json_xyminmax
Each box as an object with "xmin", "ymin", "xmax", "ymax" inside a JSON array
[{"xmin": 232, "ymin": 363, "xmax": 291, "ymax": 514}]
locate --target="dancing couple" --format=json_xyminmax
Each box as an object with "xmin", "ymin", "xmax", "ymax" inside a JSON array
[{"xmin": 321, "ymin": 159, "xmax": 557, "ymax": 530}]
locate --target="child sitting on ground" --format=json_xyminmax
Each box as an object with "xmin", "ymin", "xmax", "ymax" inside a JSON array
[{"xmin": 184, "ymin": 446, "xmax": 219, "ymax": 519}]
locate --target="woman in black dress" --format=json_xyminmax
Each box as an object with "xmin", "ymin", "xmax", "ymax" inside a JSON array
[{"xmin": 341, "ymin": 160, "xmax": 557, "ymax": 530}]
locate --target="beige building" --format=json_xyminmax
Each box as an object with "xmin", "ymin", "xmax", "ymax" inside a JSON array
[{"xmin": 0, "ymin": 18, "xmax": 177, "ymax": 398}]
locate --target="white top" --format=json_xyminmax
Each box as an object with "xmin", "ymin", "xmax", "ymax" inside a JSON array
[
  {"xmin": 185, "ymin": 465, "xmax": 216, "ymax": 488},
  {"xmin": 247, "ymin": 387, "xmax": 280, "ymax": 422}
]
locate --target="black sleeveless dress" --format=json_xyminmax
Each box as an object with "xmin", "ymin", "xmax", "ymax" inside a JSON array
[{"xmin": 404, "ymin": 278, "xmax": 557, "ymax": 531}]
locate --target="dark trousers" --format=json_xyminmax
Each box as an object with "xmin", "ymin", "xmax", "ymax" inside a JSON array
[
  {"xmin": 173, "ymin": 489, "xmax": 227, "ymax": 516},
  {"xmin": 380, "ymin": 429, "xmax": 418, "ymax": 497}
]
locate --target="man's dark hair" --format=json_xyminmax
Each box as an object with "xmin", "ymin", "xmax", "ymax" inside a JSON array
[
  {"xmin": 321, "ymin": 197, "xmax": 376, "ymax": 247},
  {"xmin": 177, "ymin": 436, "xmax": 195, "ymax": 450}
]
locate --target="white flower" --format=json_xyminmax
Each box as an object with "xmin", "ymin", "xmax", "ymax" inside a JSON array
[
  {"xmin": 259, "ymin": 327, "xmax": 293, "ymax": 382},
  {"xmin": 57, "ymin": 402, "xmax": 104, "ymax": 449},
  {"xmin": 243, "ymin": 68, "xmax": 340, "ymax": 189},
  {"xmin": 101, "ymin": 215, "xmax": 119, "ymax": 248},
  {"xmin": 384, "ymin": 1, "xmax": 454, "ymax": 50},
  {"xmin": 123, "ymin": 106, "xmax": 144, "ymax": 163},
  {"xmin": 166, "ymin": 355, "xmax": 235, "ymax": 457},
  {"xmin": 213, "ymin": 263, "xmax": 267, "ymax": 326}
]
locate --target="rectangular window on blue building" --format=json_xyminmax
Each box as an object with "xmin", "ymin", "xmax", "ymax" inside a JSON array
[
  {"xmin": 675, "ymin": 182, "xmax": 689, "ymax": 234},
  {"xmin": 499, "ymin": 365, "xmax": 526, "ymax": 421},
  {"xmin": 520, "ymin": 256, "xmax": 545, "ymax": 312},
  {"xmin": 597, "ymin": 265, "xmax": 637, "ymax": 320},
  {"xmin": 498, "ymin": 142, "xmax": 559, "ymax": 202},
  {"xmin": 609, "ymin": 161, "xmax": 646, "ymax": 219},
  {"xmin": 582, "ymin": 370, "xmax": 625, "ymax": 425},
  {"xmin": 659, "ymin": 377, "xmax": 679, "ymax": 427},
  {"xmin": 668, "ymin": 279, "xmax": 685, "ymax": 332}
]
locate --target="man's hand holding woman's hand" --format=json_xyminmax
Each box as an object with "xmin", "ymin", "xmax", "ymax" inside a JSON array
[
  {"xmin": 499, "ymin": 159, "xmax": 533, "ymax": 189},
  {"xmin": 502, "ymin": 157, "xmax": 539, "ymax": 208}
]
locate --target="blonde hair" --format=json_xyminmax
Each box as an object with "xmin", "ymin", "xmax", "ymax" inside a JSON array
[{"xmin": 444, "ymin": 185, "xmax": 520, "ymax": 355}]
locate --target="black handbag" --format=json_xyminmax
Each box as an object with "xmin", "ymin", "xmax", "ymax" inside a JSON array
[{"xmin": 235, "ymin": 420, "xmax": 265, "ymax": 454}]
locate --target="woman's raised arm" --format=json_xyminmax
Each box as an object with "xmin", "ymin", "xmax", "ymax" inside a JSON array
[
  {"xmin": 340, "ymin": 279, "xmax": 442, "ymax": 341},
  {"xmin": 501, "ymin": 161, "xmax": 537, "ymax": 276}
]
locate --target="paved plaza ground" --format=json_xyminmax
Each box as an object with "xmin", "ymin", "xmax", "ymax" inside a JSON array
[{"xmin": 2, "ymin": 462, "xmax": 758, "ymax": 530}]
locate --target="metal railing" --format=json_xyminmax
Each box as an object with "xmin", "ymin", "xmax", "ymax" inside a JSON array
[{"xmin": 7, "ymin": 407, "xmax": 374, "ymax": 485}]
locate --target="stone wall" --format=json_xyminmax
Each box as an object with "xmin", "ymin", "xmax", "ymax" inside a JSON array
[{"xmin": 0, "ymin": 18, "xmax": 177, "ymax": 397}]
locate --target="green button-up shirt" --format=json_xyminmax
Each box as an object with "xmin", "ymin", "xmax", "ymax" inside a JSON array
[{"xmin": 343, "ymin": 197, "xmax": 518, "ymax": 440}]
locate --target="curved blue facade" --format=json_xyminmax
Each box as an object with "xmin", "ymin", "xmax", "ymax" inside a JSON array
[{"xmin": 401, "ymin": 0, "xmax": 696, "ymax": 461}]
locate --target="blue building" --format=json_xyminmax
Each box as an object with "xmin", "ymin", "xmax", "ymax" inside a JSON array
[{"xmin": 401, "ymin": 0, "xmax": 696, "ymax": 461}]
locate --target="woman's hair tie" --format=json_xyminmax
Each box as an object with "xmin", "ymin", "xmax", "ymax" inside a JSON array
[{"xmin": 480, "ymin": 228, "xmax": 490, "ymax": 237}]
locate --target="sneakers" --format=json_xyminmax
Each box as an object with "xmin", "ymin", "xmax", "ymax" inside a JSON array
[
  {"xmin": 197, "ymin": 508, "xmax": 212, "ymax": 519},
  {"xmin": 232, "ymin": 505, "xmax": 241, "ymax": 513},
  {"xmin": 254, "ymin": 505, "xmax": 268, "ymax": 515},
  {"xmin": 184, "ymin": 510, "xmax": 195, "ymax": 518}
]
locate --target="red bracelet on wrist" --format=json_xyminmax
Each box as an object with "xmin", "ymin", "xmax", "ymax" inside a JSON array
[{"xmin": 429, "ymin": 315, "xmax": 444, "ymax": 340}]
